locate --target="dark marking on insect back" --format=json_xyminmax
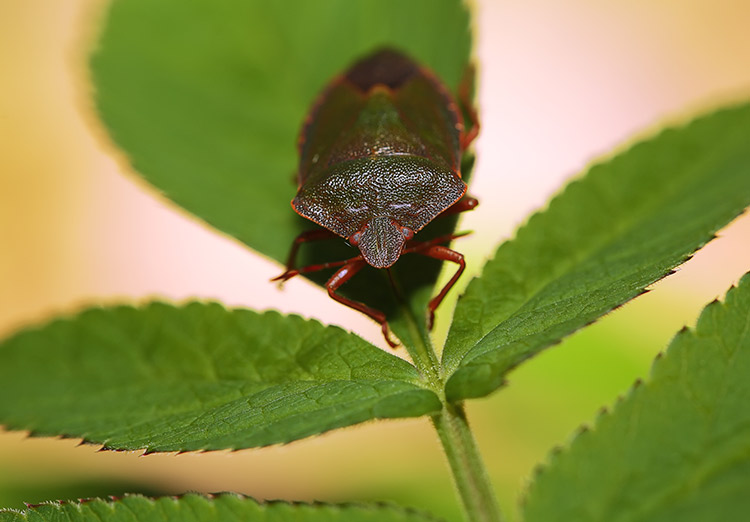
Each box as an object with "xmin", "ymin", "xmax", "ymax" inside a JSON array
[{"xmin": 345, "ymin": 48, "xmax": 419, "ymax": 91}]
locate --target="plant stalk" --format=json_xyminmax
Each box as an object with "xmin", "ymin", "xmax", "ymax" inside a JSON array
[
  {"xmin": 432, "ymin": 402, "xmax": 504, "ymax": 522},
  {"xmin": 395, "ymin": 294, "xmax": 502, "ymax": 522},
  {"xmin": 400, "ymin": 308, "xmax": 442, "ymax": 387},
  {"xmin": 386, "ymin": 269, "xmax": 441, "ymax": 386}
]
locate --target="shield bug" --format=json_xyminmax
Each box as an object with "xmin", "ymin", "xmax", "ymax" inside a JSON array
[{"xmin": 274, "ymin": 48, "xmax": 479, "ymax": 347}]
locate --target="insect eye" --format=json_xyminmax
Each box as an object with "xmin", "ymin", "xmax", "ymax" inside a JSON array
[
  {"xmin": 350, "ymin": 231, "xmax": 362, "ymax": 245},
  {"xmin": 401, "ymin": 227, "xmax": 414, "ymax": 240}
]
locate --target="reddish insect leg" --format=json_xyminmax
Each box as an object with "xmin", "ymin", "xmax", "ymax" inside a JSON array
[
  {"xmin": 458, "ymin": 65, "xmax": 480, "ymax": 151},
  {"xmin": 327, "ymin": 260, "xmax": 399, "ymax": 348},
  {"xmin": 271, "ymin": 256, "xmax": 355, "ymax": 283},
  {"xmin": 441, "ymin": 195, "xmax": 478, "ymax": 218},
  {"xmin": 418, "ymin": 245, "xmax": 466, "ymax": 330},
  {"xmin": 272, "ymin": 228, "xmax": 338, "ymax": 284}
]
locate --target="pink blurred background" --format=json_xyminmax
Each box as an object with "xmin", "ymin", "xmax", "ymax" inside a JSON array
[{"xmin": 1, "ymin": 0, "xmax": 749, "ymax": 519}]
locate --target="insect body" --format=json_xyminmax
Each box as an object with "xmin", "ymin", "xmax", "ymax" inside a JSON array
[{"xmin": 274, "ymin": 49, "xmax": 478, "ymax": 347}]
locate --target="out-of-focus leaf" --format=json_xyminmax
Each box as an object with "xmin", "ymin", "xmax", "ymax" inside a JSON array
[
  {"xmin": 442, "ymin": 102, "xmax": 750, "ymax": 400},
  {"xmin": 90, "ymin": 0, "xmax": 472, "ymax": 263},
  {"xmin": 523, "ymin": 273, "xmax": 750, "ymax": 521},
  {"xmin": 0, "ymin": 302, "xmax": 439, "ymax": 452},
  {"xmin": 0, "ymin": 494, "xmax": 444, "ymax": 521}
]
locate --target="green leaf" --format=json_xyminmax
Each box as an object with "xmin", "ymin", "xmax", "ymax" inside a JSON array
[
  {"xmin": 90, "ymin": 0, "xmax": 472, "ymax": 264},
  {"xmin": 522, "ymin": 273, "xmax": 750, "ymax": 521},
  {"xmin": 0, "ymin": 494, "xmax": 443, "ymax": 522},
  {"xmin": 0, "ymin": 303, "xmax": 440, "ymax": 452},
  {"xmin": 442, "ymin": 102, "xmax": 750, "ymax": 401}
]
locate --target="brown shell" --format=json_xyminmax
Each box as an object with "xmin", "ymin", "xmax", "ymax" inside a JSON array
[{"xmin": 292, "ymin": 49, "xmax": 466, "ymax": 268}]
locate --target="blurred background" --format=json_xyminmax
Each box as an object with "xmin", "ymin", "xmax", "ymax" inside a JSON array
[{"xmin": 1, "ymin": 0, "xmax": 749, "ymax": 520}]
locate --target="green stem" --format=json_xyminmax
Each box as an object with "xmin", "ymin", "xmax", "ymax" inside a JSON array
[
  {"xmin": 432, "ymin": 403, "xmax": 504, "ymax": 522},
  {"xmin": 400, "ymin": 303, "xmax": 441, "ymax": 386},
  {"xmin": 386, "ymin": 269, "xmax": 441, "ymax": 386},
  {"xmin": 394, "ymin": 293, "xmax": 502, "ymax": 522}
]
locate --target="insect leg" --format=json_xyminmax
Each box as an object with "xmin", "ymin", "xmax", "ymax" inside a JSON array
[
  {"xmin": 402, "ymin": 198, "xmax": 475, "ymax": 252},
  {"xmin": 458, "ymin": 65, "xmax": 480, "ymax": 151},
  {"xmin": 271, "ymin": 257, "xmax": 357, "ymax": 283},
  {"xmin": 441, "ymin": 195, "xmax": 478, "ymax": 218},
  {"xmin": 327, "ymin": 260, "xmax": 399, "ymax": 348},
  {"xmin": 403, "ymin": 231, "xmax": 470, "ymax": 254},
  {"xmin": 418, "ymin": 245, "xmax": 465, "ymax": 330},
  {"xmin": 272, "ymin": 228, "xmax": 338, "ymax": 284}
]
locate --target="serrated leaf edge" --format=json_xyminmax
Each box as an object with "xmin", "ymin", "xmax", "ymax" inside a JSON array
[
  {"xmin": 519, "ymin": 273, "xmax": 749, "ymax": 508},
  {"xmin": 0, "ymin": 300, "xmax": 443, "ymax": 454},
  {"xmin": 445, "ymin": 101, "xmax": 750, "ymax": 398},
  {"xmin": 0, "ymin": 492, "xmax": 445, "ymax": 521}
]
